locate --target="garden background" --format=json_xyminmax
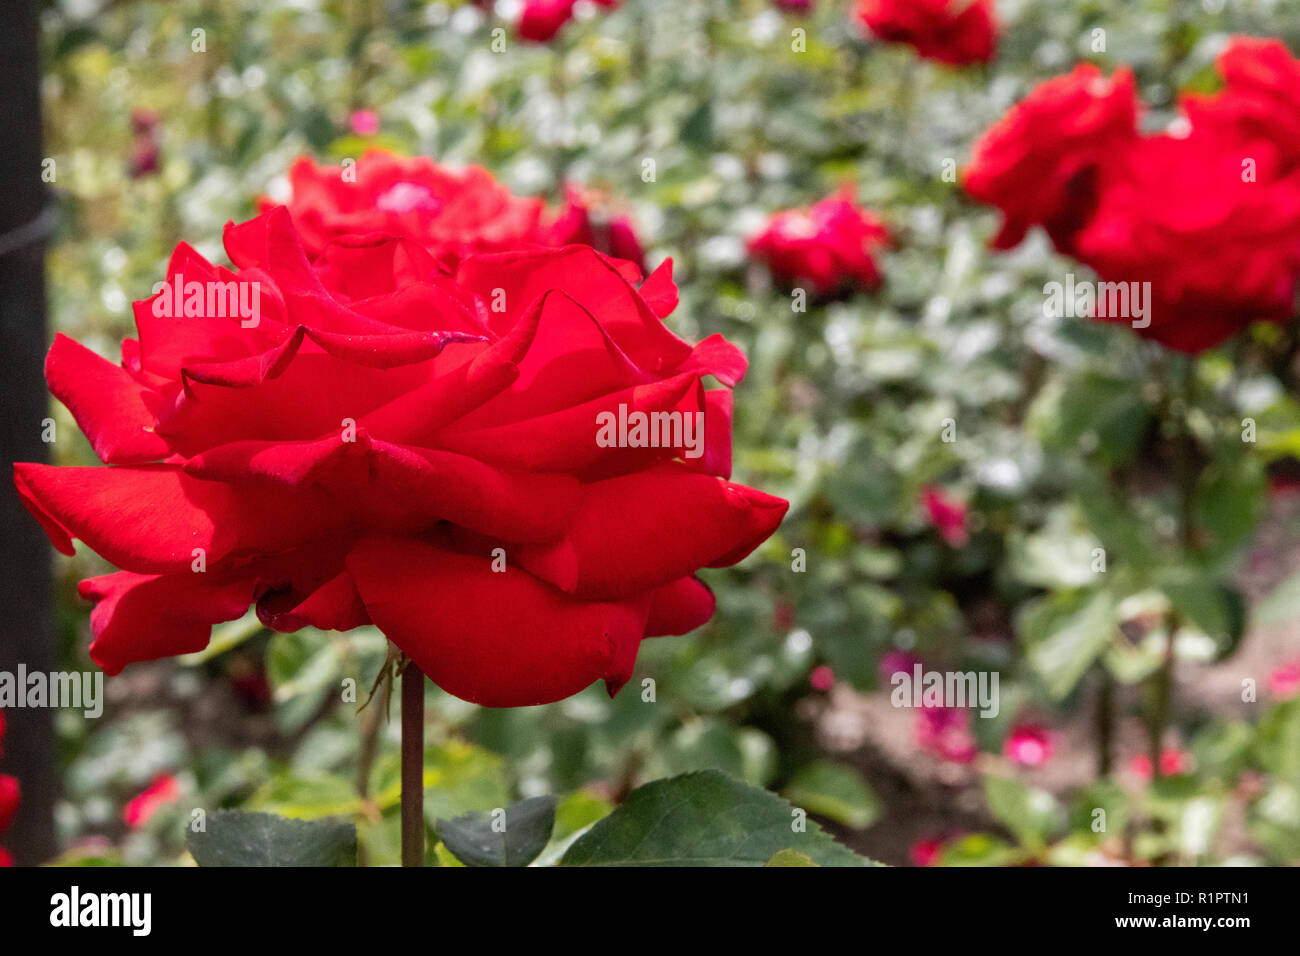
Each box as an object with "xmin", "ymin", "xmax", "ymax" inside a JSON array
[{"xmin": 5, "ymin": 0, "xmax": 1300, "ymax": 866}]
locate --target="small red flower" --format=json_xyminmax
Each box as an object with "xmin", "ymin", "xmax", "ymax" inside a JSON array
[
  {"xmin": 123, "ymin": 773, "xmax": 182, "ymax": 828},
  {"xmin": 921, "ymin": 485, "xmax": 968, "ymax": 547},
  {"xmin": 854, "ymin": 0, "xmax": 997, "ymax": 67},
  {"xmin": 810, "ymin": 664, "xmax": 835, "ymax": 691},
  {"xmin": 1004, "ymin": 723, "xmax": 1054, "ymax": 767},
  {"xmin": 916, "ymin": 705, "xmax": 977, "ymax": 763},
  {"xmin": 1129, "ymin": 748, "xmax": 1190, "ymax": 779},
  {"xmin": 517, "ymin": 0, "xmax": 618, "ymax": 43},
  {"xmin": 748, "ymin": 187, "xmax": 889, "ymax": 295}
]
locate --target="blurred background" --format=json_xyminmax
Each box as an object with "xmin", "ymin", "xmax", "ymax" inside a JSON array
[{"xmin": 4, "ymin": 0, "xmax": 1300, "ymax": 866}]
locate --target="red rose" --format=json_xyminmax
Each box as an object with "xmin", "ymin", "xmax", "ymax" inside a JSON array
[
  {"xmin": 855, "ymin": 0, "xmax": 997, "ymax": 67},
  {"xmin": 967, "ymin": 37, "xmax": 1300, "ymax": 353},
  {"xmin": 543, "ymin": 186, "xmax": 646, "ymax": 273},
  {"xmin": 267, "ymin": 149, "xmax": 547, "ymax": 265},
  {"xmin": 748, "ymin": 187, "xmax": 890, "ymax": 295},
  {"xmin": 964, "ymin": 64, "xmax": 1139, "ymax": 252},
  {"xmin": 14, "ymin": 208, "xmax": 786, "ymax": 707},
  {"xmin": 518, "ymin": 0, "xmax": 618, "ymax": 43},
  {"xmin": 1070, "ymin": 126, "xmax": 1300, "ymax": 351},
  {"xmin": 1182, "ymin": 37, "xmax": 1300, "ymax": 174}
]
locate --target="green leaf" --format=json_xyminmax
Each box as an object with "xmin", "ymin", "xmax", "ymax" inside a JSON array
[
  {"xmin": 435, "ymin": 796, "xmax": 557, "ymax": 867},
  {"xmin": 1019, "ymin": 591, "xmax": 1116, "ymax": 699},
  {"xmin": 982, "ymin": 776, "xmax": 1065, "ymax": 852},
  {"xmin": 765, "ymin": 849, "xmax": 819, "ymax": 867},
  {"xmin": 561, "ymin": 771, "xmax": 880, "ymax": 866},
  {"xmin": 784, "ymin": 761, "xmax": 881, "ymax": 830},
  {"xmin": 187, "ymin": 810, "xmax": 356, "ymax": 867}
]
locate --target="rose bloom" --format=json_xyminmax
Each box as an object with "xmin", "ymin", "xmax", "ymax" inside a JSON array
[
  {"xmin": 854, "ymin": 0, "xmax": 997, "ymax": 67},
  {"xmin": 748, "ymin": 187, "xmax": 890, "ymax": 295},
  {"xmin": 123, "ymin": 773, "xmax": 182, "ymax": 828},
  {"xmin": 1070, "ymin": 124, "xmax": 1300, "ymax": 352},
  {"xmin": 921, "ymin": 485, "xmax": 967, "ymax": 547},
  {"xmin": 964, "ymin": 64, "xmax": 1139, "ymax": 253},
  {"xmin": 518, "ymin": 0, "xmax": 618, "ymax": 43},
  {"xmin": 967, "ymin": 38, "xmax": 1300, "ymax": 353},
  {"xmin": 14, "ymin": 208, "xmax": 787, "ymax": 707},
  {"xmin": 543, "ymin": 186, "xmax": 646, "ymax": 274},
  {"xmin": 1003, "ymin": 723, "xmax": 1053, "ymax": 767},
  {"xmin": 266, "ymin": 149, "xmax": 547, "ymax": 265}
]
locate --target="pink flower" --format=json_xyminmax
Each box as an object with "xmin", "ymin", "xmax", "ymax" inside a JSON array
[
  {"xmin": 878, "ymin": 649, "xmax": 920, "ymax": 685},
  {"xmin": 810, "ymin": 664, "xmax": 835, "ymax": 691},
  {"xmin": 1004, "ymin": 723, "xmax": 1054, "ymax": 767},
  {"xmin": 1268, "ymin": 658, "xmax": 1300, "ymax": 699},
  {"xmin": 921, "ymin": 486, "xmax": 968, "ymax": 547},
  {"xmin": 349, "ymin": 110, "xmax": 380, "ymax": 137},
  {"xmin": 123, "ymin": 773, "xmax": 182, "ymax": 828},
  {"xmin": 1129, "ymin": 749, "xmax": 1189, "ymax": 779},
  {"xmin": 916, "ymin": 706, "xmax": 977, "ymax": 763},
  {"xmin": 910, "ymin": 836, "xmax": 945, "ymax": 866}
]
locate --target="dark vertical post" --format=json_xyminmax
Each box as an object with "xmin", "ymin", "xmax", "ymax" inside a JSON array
[{"xmin": 0, "ymin": 0, "xmax": 57, "ymax": 865}]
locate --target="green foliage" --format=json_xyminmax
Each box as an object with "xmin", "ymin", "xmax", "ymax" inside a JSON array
[{"xmin": 187, "ymin": 810, "xmax": 357, "ymax": 867}]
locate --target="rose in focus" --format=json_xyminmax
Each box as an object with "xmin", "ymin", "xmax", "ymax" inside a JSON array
[{"xmin": 14, "ymin": 207, "xmax": 787, "ymax": 707}]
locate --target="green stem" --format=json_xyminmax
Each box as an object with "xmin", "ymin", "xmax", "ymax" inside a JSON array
[{"xmin": 1151, "ymin": 356, "xmax": 1197, "ymax": 778}]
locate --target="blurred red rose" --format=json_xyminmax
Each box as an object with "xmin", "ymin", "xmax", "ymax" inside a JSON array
[
  {"xmin": 14, "ymin": 208, "xmax": 786, "ymax": 707},
  {"xmin": 266, "ymin": 149, "xmax": 547, "ymax": 265},
  {"xmin": 123, "ymin": 773, "xmax": 181, "ymax": 828},
  {"xmin": 964, "ymin": 64, "xmax": 1138, "ymax": 252},
  {"xmin": 921, "ymin": 485, "xmax": 968, "ymax": 547},
  {"xmin": 1004, "ymin": 723, "xmax": 1053, "ymax": 767},
  {"xmin": 748, "ymin": 187, "xmax": 890, "ymax": 295},
  {"xmin": 967, "ymin": 38, "xmax": 1300, "ymax": 353},
  {"xmin": 518, "ymin": 0, "xmax": 618, "ymax": 43},
  {"xmin": 854, "ymin": 0, "xmax": 997, "ymax": 67},
  {"xmin": 1070, "ymin": 124, "xmax": 1300, "ymax": 352},
  {"xmin": 543, "ymin": 185, "xmax": 646, "ymax": 273}
]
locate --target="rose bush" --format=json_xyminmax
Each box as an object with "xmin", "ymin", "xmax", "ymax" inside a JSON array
[{"xmin": 14, "ymin": 207, "xmax": 787, "ymax": 707}]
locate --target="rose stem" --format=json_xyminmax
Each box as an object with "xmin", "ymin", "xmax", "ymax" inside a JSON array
[{"xmin": 401, "ymin": 658, "xmax": 425, "ymax": 867}]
